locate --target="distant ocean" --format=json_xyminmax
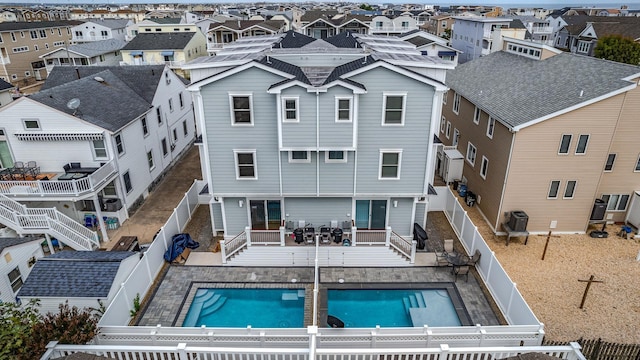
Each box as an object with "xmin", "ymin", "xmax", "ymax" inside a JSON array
[{"xmin": 436, "ymin": 2, "xmax": 640, "ymax": 10}]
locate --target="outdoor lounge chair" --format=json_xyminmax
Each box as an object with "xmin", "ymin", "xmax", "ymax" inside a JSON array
[
  {"xmin": 454, "ymin": 265, "xmax": 470, "ymax": 282},
  {"xmin": 467, "ymin": 250, "xmax": 481, "ymax": 266},
  {"xmin": 436, "ymin": 251, "xmax": 450, "ymax": 267}
]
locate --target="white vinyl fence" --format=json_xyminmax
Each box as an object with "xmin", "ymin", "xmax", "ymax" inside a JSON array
[{"xmin": 98, "ymin": 180, "xmax": 205, "ymax": 327}]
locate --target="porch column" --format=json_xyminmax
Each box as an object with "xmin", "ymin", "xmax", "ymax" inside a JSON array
[
  {"xmin": 245, "ymin": 226, "xmax": 251, "ymax": 247},
  {"xmin": 44, "ymin": 233, "xmax": 55, "ymax": 254},
  {"xmin": 351, "ymin": 226, "xmax": 357, "ymax": 246},
  {"xmin": 92, "ymin": 195, "xmax": 109, "ymax": 242},
  {"xmin": 279, "ymin": 226, "xmax": 285, "ymax": 246},
  {"xmin": 385, "ymin": 227, "xmax": 391, "ymax": 247}
]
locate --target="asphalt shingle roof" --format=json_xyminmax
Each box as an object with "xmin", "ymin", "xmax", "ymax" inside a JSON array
[
  {"xmin": 0, "ymin": 237, "xmax": 40, "ymax": 253},
  {"xmin": 258, "ymin": 56, "xmax": 311, "ymax": 84},
  {"xmin": 323, "ymin": 55, "xmax": 376, "ymax": 85},
  {"xmin": 277, "ymin": 30, "xmax": 317, "ymax": 48},
  {"xmin": 0, "ymin": 21, "xmax": 69, "ymax": 31},
  {"xmin": 122, "ymin": 32, "xmax": 195, "ymax": 51},
  {"xmin": 0, "ymin": 78, "xmax": 13, "ymax": 91},
  {"xmin": 18, "ymin": 251, "xmax": 135, "ymax": 298},
  {"xmin": 324, "ymin": 31, "xmax": 361, "ymax": 48},
  {"xmin": 56, "ymin": 38, "xmax": 127, "ymax": 58},
  {"xmin": 446, "ymin": 52, "xmax": 640, "ymax": 129},
  {"xmin": 82, "ymin": 19, "xmax": 130, "ymax": 29}
]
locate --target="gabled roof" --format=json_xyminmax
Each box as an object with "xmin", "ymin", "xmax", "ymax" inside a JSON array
[
  {"xmin": 323, "ymin": 55, "xmax": 376, "ymax": 84},
  {"xmin": 446, "ymin": 52, "xmax": 640, "ymax": 130},
  {"xmin": 209, "ymin": 19, "xmax": 283, "ymax": 32},
  {"xmin": 277, "ymin": 30, "xmax": 316, "ymax": 48},
  {"xmin": 41, "ymin": 38, "xmax": 126, "ymax": 58},
  {"xmin": 590, "ymin": 20, "xmax": 640, "ymax": 40},
  {"xmin": 0, "ymin": 237, "xmax": 40, "ymax": 254},
  {"xmin": 18, "ymin": 251, "xmax": 136, "ymax": 298},
  {"xmin": 122, "ymin": 32, "xmax": 196, "ymax": 51},
  {"xmin": 258, "ymin": 56, "xmax": 310, "ymax": 85},
  {"xmin": 324, "ymin": 31, "xmax": 362, "ymax": 48},
  {"xmin": 79, "ymin": 19, "xmax": 130, "ymax": 29},
  {"xmin": 0, "ymin": 21, "xmax": 69, "ymax": 31},
  {"xmin": 301, "ymin": 10, "xmax": 339, "ymax": 22},
  {"xmin": 144, "ymin": 17, "xmax": 182, "ymax": 24},
  {"xmin": 0, "ymin": 78, "xmax": 13, "ymax": 91}
]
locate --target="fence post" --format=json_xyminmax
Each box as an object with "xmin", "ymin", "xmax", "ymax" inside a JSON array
[
  {"xmin": 279, "ymin": 226, "xmax": 285, "ymax": 246},
  {"xmin": 385, "ymin": 227, "xmax": 391, "ymax": 247},
  {"xmin": 507, "ymin": 283, "xmax": 517, "ymax": 321},
  {"xmin": 245, "ymin": 226, "xmax": 252, "ymax": 247},
  {"xmin": 308, "ymin": 326, "xmax": 317, "ymax": 360},
  {"xmin": 439, "ymin": 344, "xmax": 450, "ymax": 360},
  {"xmin": 185, "ymin": 193, "xmax": 191, "ymax": 221},
  {"xmin": 175, "ymin": 208, "xmax": 181, "ymax": 231},
  {"xmin": 410, "ymin": 240, "xmax": 417, "ymax": 264},
  {"xmin": 221, "ymin": 239, "xmax": 227, "ymax": 264},
  {"xmin": 352, "ymin": 226, "xmax": 357, "ymax": 247},
  {"xmin": 568, "ymin": 342, "xmax": 583, "ymax": 360},
  {"xmin": 177, "ymin": 343, "xmax": 189, "ymax": 360}
]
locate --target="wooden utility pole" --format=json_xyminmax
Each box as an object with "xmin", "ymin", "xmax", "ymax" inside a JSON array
[{"xmin": 578, "ymin": 275, "xmax": 603, "ymax": 309}]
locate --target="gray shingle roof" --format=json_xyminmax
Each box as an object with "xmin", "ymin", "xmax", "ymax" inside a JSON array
[
  {"xmin": 31, "ymin": 69, "xmax": 154, "ymax": 132},
  {"xmin": 323, "ymin": 55, "xmax": 376, "ymax": 84},
  {"xmin": 82, "ymin": 19, "xmax": 130, "ymax": 29},
  {"xmin": 258, "ymin": 56, "xmax": 310, "ymax": 84},
  {"xmin": 277, "ymin": 30, "xmax": 316, "ymax": 48},
  {"xmin": 0, "ymin": 21, "xmax": 69, "ymax": 31},
  {"xmin": 123, "ymin": 32, "xmax": 195, "ymax": 51},
  {"xmin": 0, "ymin": 237, "xmax": 40, "ymax": 254},
  {"xmin": 446, "ymin": 52, "xmax": 640, "ymax": 129},
  {"xmin": 0, "ymin": 78, "xmax": 13, "ymax": 91},
  {"xmin": 324, "ymin": 31, "xmax": 361, "ymax": 48},
  {"xmin": 60, "ymin": 38, "xmax": 127, "ymax": 58},
  {"xmin": 18, "ymin": 251, "xmax": 135, "ymax": 298}
]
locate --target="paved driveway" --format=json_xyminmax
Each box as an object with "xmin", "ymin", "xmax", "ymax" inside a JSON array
[{"xmin": 104, "ymin": 146, "xmax": 202, "ymax": 248}]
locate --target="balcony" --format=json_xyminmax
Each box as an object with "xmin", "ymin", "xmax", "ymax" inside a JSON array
[{"xmin": 0, "ymin": 160, "xmax": 118, "ymax": 199}]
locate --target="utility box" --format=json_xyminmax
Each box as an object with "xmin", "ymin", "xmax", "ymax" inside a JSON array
[
  {"xmin": 508, "ymin": 211, "xmax": 529, "ymax": 232},
  {"xmin": 442, "ymin": 148, "xmax": 464, "ymax": 183},
  {"xmin": 590, "ymin": 199, "xmax": 607, "ymax": 221}
]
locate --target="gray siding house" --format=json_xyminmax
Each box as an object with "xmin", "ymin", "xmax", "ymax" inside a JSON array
[{"xmin": 186, "ymin": 32, "xmax": 451, "ymax": 239}]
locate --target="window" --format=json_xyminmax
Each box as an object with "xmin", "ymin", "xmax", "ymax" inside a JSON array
[
  {"xmin": 156, "ymin": 106, "xmax": 162, "ymax": 124},
  {"xmin": 635, "ymin": 155, "xmax": 640, "ymax": 172},
  {"xmin": 575, "ymin": 134, "xmax": 589, "ymax": 154},
  {"xmin": 473, "ymin": 106, "xmax": 481, "ymax": 124},
  {"xmin": 382, "ymin": 93, "xmax": 406, "ymax": 125},
  {"xmin": 486, "ymin": 117, "xmax": 495, "ymax": 138},
  {"xmin": 115, "ymin": 133, "xmax": 124, "ymax": 155},
  {"xmin": 10, "ymin": 32, "xmax": 16, "ymax": 42},
  {"xmin": 12, "ymin": 46, "xmax": 29, "ymax": 53},
  {"xmin": 74, "ymin": 30, "xmax": 82, "ymax": 38},
  {"xmin": 168, "ymin": 98, "xmax": 174, "ymax": 112},
  {"xmin": 235, "ymin": 150, "xmax": 257, "ymax": 179},
  {"xmin": 172, "ymin": 129, "xmax": 178, "ymax": 142},
  {"xmin": 92, "ymin": 139, "xmax": 107, "ymax": 159},
  {"xmin": 161, "ymin": 138, "xmax": 168, "ymax": 157},
  {"xmin": 440, "ymin": 116, "xmax": 446, "ymax": 133},
  {"xmin": 325, "ymin": 150, "xmax": 346, "ymax": 163},
  {"xmin": 289, "ymin": 151, "xmax": 310, "ymax": 163},
  {"xmin": 39, "ymin": 29, "xmax": 47, "ymax": 38},
  {"xmin": 30, "ymin": 30, "xmax": 38, "ymax": 39},
  {"xmin": 147, "ymin": 150, "xmax": 154, "ymax": 170},
  {"xmin": 548, "ymin": 180, "xmax": 560, "ymax": 198},
  {"xmin": 604, "ymin": 154, "xmax": 616, "ymax": 171},
  {"xmin": 379, "ymin": 150, "xmax": 401, "ymax": 179},
  {"xmin": 179, "ymin": 92, "xmax": 184, "ymax": 108},
  {"xmin": 452, "ymin": 128, "xmax": 459, "ymax": 146},
  {"xmin": 558, "ymin": 134, "xmax": 572, "ymax": 154},
  {"xmin": 563, "ymin": 180, "xmax": 576, "ymax": 199},
  {"xmin": 101, "ymin": 30, "xmax": 108, "ymax": 37},
  {"xmin": 577, "ymin": 40, "xmax": 590, "ymax": 53},
  {"xmin": 466, "ymin": 142, "xmax": 477, "ymax": 166},
  {"xmin": 165, "ymin": 71, "xmax": 171, "ymax": 85},
  {"xmin": 480, "ymin": 156, "xmax": 489, "ymax": 179},
  {"xmin": 442, "ymin": 91, "xmax": 447, "ymax": 105},
  {"xmin": 8, "ymin": 266, "xmax": 22, "ymax": 293},
  {"xmin": 336, "ymin": 97, "xmax": 352, "ymax": 122},
  {"xmin": 102, "ymin": 181, "xmax": 116, "ymax": 196},
  {"xmin": 123, "ymin": 171, "xmax": 132, "ymax": 193},
  {"xmin": 282, "ymin": 97, "xmax": 299, "ymax": 122},
  {"xmin": 445, "ymin": 121, "xmax": 451, "ymax": 139},
  {"xmin": 141, "ymin": 117, "xmax": 148, "ymax": 136},
  {"xmin": 183, "ymin": 120, "xmax": 188, "ymax": 137},
  {"xmin": 452, "ymin": 92, "xmax": 460, "ymax": 114},
  {"xmin": 22, "ymin": 119, "xmax": 40, "ymax": 130},
  {"xmin": 34, "ymin": 45, "xmax": 38, "ymax": 51},
  {"xmin": 602, "ymin": 194, "xmax": 630, "ymax": 211},
  {"xmin": 230, "ymin": 94, "xmax": 253, "ymax": 125}
]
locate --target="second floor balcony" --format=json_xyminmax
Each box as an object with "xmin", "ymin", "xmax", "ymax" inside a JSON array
[{"xmin": 0, "ymin": 160, "xmax": 118, "ymax": 200}]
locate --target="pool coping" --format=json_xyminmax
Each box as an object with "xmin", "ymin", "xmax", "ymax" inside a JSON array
[{"xmin": 318, "ymin": 282, "xmax": 473, "ymax": 328}]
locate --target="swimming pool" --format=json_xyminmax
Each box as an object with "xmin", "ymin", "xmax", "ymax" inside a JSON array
[
  {"xmin": 327, "ymin": 289, "xmax": 462, "ymax": 327},
  {"xmin": 183, "ymin": 288, "xmax": 305, "ymax": 328}
]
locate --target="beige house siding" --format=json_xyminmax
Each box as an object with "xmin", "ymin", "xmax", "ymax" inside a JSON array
[
  {"xmin": 596, "ymin": 83, "xmax": 640, "ymax": 223},
  {"xmin": 501, "ymin": 94, "xmax": 626, "ymax": 233}
]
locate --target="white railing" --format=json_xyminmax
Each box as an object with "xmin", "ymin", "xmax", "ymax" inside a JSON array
[
  {"xmin": 222, "ymin": 230, "xmax": 248, "ymax": 263},
  {"xmin": 98, "ymin": 180, "xmax": 205, "ymax": 327},
  {"xmin": 433, "ymin": 186, "xmax": 541, "ymax": 327},
  {"xmin": 354, "ymin": 229, "xmax": 386, "ymax": 245},
  {"xmin": 41, "ymin": 340, "xmax": 586, "ymax": 360},
  {"xmin": 0, "ymin": 160, "xmax": 117, "ymax": 197},
  {"xmin": 249, "ymin": 229, "xmax": 282, "ymax": 245},
  {"xmin": 388, "ymin": 229, "xmax": 415, "ymax": 263}
]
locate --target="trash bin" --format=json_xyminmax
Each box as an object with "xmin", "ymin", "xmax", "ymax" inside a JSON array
[
  {"xmin": 293, "ymin": 228, "xmax": 304, "ymax": 244},
  {"xmin": 458, "ymin": 184, "xmax": 467, "ymax": 197},
  {"xmin": 332, "ymin": 228, "xmax": 343, "ymax": 244},
  {"xmin": 465, "ymin": 191, "xmax": 476, "ymax": 207},
  {"xmin": 342, "ymin": 238, "xmax": 351, "ymax": 246}
]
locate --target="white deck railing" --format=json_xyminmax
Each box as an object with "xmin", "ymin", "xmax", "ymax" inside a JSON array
[
  {"xmin": 41, "ymin": 340, "xmax": 586, "ymax": 360},
  {"xmin": 0, "ymin": 160, "xmax": 117, "ymax": 197}
]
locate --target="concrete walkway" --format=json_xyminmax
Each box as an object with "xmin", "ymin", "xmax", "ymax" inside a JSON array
[{"xmin": 103, "ymin": 146, "xmax": 202, "ymax": 249}]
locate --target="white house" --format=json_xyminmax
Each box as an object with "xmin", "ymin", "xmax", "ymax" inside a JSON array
[
  {"xmin": 71, "ymin": 19, "xmax": 131, "ymax": 44},
  {"xmin": 0, "ymin": 78, "xmax": 15, "ymax": 108},
  {"xmin": 39, "ymin": 38, "xmax": 126, "ymax": 75},
  {"xmin": 0, "ymin": 65, "xmax": 196, "ymax": 249},
  {"xmin": 0, "ymin": 236, "xmax": 44, "ymax": 304},
  {"xmin": 18, "ymin": 250, "xmax": 138, "ymax": 313},
  {"xmin": 369, "ymin": 15, "xmax": 418, "ymax": 35}
]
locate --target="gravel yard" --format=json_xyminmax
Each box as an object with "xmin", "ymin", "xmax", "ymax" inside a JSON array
[{"xmin": 464, "ymin": 203, "xmax": 640, "ymax": 343}]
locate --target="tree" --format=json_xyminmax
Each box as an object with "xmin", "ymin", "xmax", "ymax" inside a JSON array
[
  {"xmin": 359, "ymin": 3, "xmax": 373, "ymax": 11},
  {"xmin": 442, "ymin": 29, "xmax": 452, "ymax": 41},
  {"xmin": 21, "ymin": 302, "xmax": 98, "ymax": 360},
  {"xmin": 594, "ymin": 35, "xmax": 640, "ymax": 66},
  {"xmin": 0, "ymin": 299, "xmax": 41, "ymax": 359}
]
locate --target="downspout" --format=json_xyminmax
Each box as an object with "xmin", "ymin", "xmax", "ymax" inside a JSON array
[
  {"xmin": 316, "ymin": 90, "xmax": 320, "ymax": 197},
  {"xmin": 276, "ymin": 93, "xmax": 283, "ymax": 196},
  {"xmin": 193, "ymin": 92, "xmax": 213, "ymax": 193},
  {"xmin": 496, "ymin": 130, "xmax": 516, "ymax": 232},
  {"xmin": 352, "ymin": 95, "xmax": 359, "ymax": 196},
  {"xmin": 424, "ymin": 89, "xmax": 444, "ymax": 195}
]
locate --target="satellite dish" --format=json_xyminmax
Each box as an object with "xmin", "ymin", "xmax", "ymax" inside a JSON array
[
  {"xmin": 67, "ymin": 98, "xmax": 80, "ymax": 110},
  {"xmin": 94, "ymin": 76, "xmax": 105, "ymax": 83}
]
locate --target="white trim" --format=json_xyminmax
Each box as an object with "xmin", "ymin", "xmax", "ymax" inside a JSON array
[
  {"xmin": 440, "ymin": 116, "xmax": 446, "ymax": 133},
  {"xmin": 325, "ymin": 150, "xmax": 347, "ymax": 163},
  {"xmin": 445, "ymin": 121, "xmax": 451, "ymax": 139},
  {"xmin": 563, "ymin": 180, "xmax": 577, "ymax": 199},
  {"xmin": 336, "ymin": 61, "xmax": 448, "ymax": 91},
  {"xmin": 547, "ymin": 180, "xmax": 560, "ymax": 199},
  {"xmin": 228, "ymin": 92, "xmax": 254, "ymax": 126},
  {"xmin": 574, "ymin": 134, "xmax": 589, "ymax": 155},
  {"xmin": 558, "ymin": 134, "xmax": 572, "ymax": 155},
  {"xmin": 486, "ymin": 117, "xmax": 495, "ymax": 139},
  {"xmin": 452, "ymin": 128, "xmax": 459, "ymax": 146},
  {"xmin": 288, "ymin": 150, "xmax": 310, "ymax": 163},
  {"xmin": 480, "ymin": 156, "xmax": 488, "ymax": 180},
  {"xmin": 234, "ymin": 149, "xmax": 257, "ymax": 180},
  {"xmin": 466, "ymin": 141, "xmax": 477, "ymax": 166},
  {"xmin": 603, "ymin": 153, "xmax": 616, "ymax": 172},
  {"xmin": 635, "ymin": 154, "xmax": 640, "ymax": 172},
  {"xmin": 378, "ymin": 149, "xmax": 403, "ymax": 180},
  {"xmin": 381, "ymin": 92, "xmax": 406, "ymax": 126},
  {"xmin": 452, "ymin": 92, "xmax": 460, "ymax": 115},
  {"xmin": 473, "ymin": 106, "xmax": 481, "ymax": 124},
  {"xmin": 335, "ymin": 96, "xmax": 353, "ymax": 123},
  {"xmin": 22, "ymin": 118, "xmax": 41, "ymax": 131},
  {"xmin": 187, "ymin": 61, "xmax": 295, "ymax": 88},
  {"xmin": 281, "ymin": 96, "xmax": 299, "ymax": 123}
]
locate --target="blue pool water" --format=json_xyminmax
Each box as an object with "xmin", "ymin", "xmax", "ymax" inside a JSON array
[
  {"xmin": 183, "ymin": 288, "xmax": 305, "ymax": 328},
  {"xmin": 327, "ymin": 289, "xmax": 462, "ymax": 327}
]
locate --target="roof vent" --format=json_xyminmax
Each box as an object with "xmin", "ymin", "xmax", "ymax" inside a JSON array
[
  {"xmin": 579, "ymin": 90, "xmax": 584, "ymax": 97},
  {"xmin": 94, "ymin": 76, "xmax": 105, "ymax": 83}
]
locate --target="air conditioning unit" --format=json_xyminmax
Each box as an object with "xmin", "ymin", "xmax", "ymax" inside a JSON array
[{"xmin": 508, "ymin": 211, "xmax": 528, "ymax": 232}]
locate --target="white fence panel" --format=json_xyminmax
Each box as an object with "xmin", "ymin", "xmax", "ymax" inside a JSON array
[
  {"xmin": 101, "ymin": 289, "xmax": 132, "ymax": 326},
  {"xmin": 429, "ymin": 186, "xmax": 449, "ymax": 211},
  {"xmin": 163, "ymin": 212, "xmax": 180, "ymax": 240}
]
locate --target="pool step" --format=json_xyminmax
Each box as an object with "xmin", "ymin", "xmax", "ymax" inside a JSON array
[
  {"xmin": 199, "ymin": 296, "xmax": 227, "ymax": 318},
  {"xmin": 194, "ymin": 290, "xmax": 216, "ymax": 305},
  {"xmin": 282, "ymin": 291, "xmax": 301, "ymax": 301},
  {"xmin": 402, "ymin": 292, "xmax": 428, "ymax": 316},
  {"xmin": 402, "ymin": 297, "xmax": 411, "ymax": 315},
  {"xmin": 202, "ymin": 294, "xmax": 222, "ymax": 309},
  {"xmin": 408, "ymin": 295, "xmax": 418, "ymax": 308},
  {"xmin": 415, "ymin": 292, "xmax": 426, "ymax": 308}
]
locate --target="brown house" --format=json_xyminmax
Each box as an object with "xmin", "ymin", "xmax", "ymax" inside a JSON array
[
  {"xmin": 0, "ymin": 21, "xmax": 72, "ymax": 86},
  {"xmin": 439, "ymin": 38, "xmax": 640, "ymax": 234},
  {"xmin": 422, "ymin": 15, "xmax": 452, "ymax": 38}
]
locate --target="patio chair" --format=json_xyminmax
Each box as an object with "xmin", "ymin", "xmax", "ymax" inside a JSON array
[
  {"xmin": 443, "ymin": 238, "xmax": 454, "ymax": 253},
  {"xmin": 26, "ymin": 161, "xmax": 40, "ymax": 177},
  {"xmin": 436, "ymin": 251, "xmax": 450, "ymax": 267},
  {"xmin": 467, "ymin": 250, "xmax": 481, "ymax": 266},
  {"xmin": 454, "ymin": 265, "xmax": 470, "ymax": 282},
  {"xmin": 12, "ymin": 161, "xmax": 26, "ymax": 179}
]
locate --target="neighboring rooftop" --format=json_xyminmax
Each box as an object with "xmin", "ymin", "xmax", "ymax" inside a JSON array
[
  {"xmin": 122, "ymin": 32, "xmax": 196, "ymax": 51},
  {"xmin": 0, "ymin": 78, "xmax": 14, "ymax": 91},
  {"xmin": 18, "ymin": 251, "xmax": 135, "ymax": 298},
  {"xmin": 0, "ymin": 21, "xmax": 69, "ymax": 31},
  {"xmin": 42, "ymin": 38, "xmax": 126, "ymax": 58},
  {"xmin": 80, "ymin": 18, "xmax": 130, "ymax": 29},
  {"xmin": 446, "ymin": 52, "xmax": 640, "ymax": 129},
  {"xmin": 0, "ymin": 237, "xmax": 40, "ymax": 254}
]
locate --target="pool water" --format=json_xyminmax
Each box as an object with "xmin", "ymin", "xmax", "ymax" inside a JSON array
[
  {"xmin": 183, "ymin": 288, "xmax": 305, "ymax": 328},
  {"xmin": 327, "ymin": 289, "xmax": 462, "ymax": 327}
]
